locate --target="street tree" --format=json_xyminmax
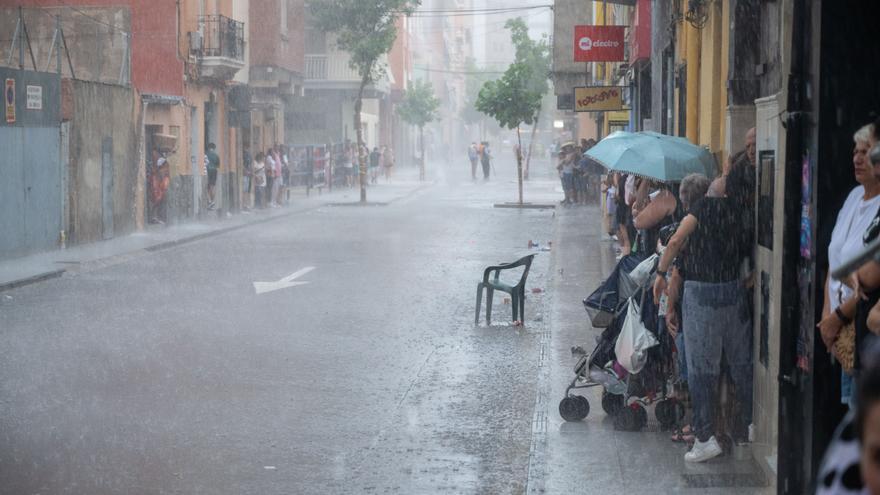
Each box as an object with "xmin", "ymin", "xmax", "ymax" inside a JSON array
[
  {"xmin": 309, "ymin": 0, "xmax": 420, "ymax": 202},
  {"xmin": 397, "ymin": 79, "xmax": 440, "ymax": 181},
  {"xmin": 504, "ymin": 18, "xmax": 551, "ymax": 180},
  {"xmin": 475, "ymin": 21, "xmax": 547, "ymax": 204}
]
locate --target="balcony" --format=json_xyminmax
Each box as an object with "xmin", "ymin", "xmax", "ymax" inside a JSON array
[
  {"xmin": 190, "ymin": 15, "xmax": 245, "ymax": 81},
  {"xmin": 304, "ymin": 53, "xmax": 390, "ymax": 95}
]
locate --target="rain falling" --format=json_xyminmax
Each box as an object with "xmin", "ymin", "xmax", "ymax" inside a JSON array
[{"xmin": 1, "ymin": 1, "xmax": 879, "ymax": 494}]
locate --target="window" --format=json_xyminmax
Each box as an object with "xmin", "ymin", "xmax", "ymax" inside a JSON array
[{"xmin": 280, "ymin": 0, "xmax": 288, "ymax": 34}]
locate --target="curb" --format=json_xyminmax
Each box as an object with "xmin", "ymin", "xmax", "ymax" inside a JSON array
[
  {"xmin": 0, "ymin": 181, "xmax": 431, "ymax": 293},
  {"xmin": 0, "ymin": 269, "xmax": 66, "ymax": 293}
]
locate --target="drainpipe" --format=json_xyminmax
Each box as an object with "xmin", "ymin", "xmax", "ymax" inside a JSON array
[{"xmin": 685, "ymin": 13, "xmax": 700, "ymax": 143}]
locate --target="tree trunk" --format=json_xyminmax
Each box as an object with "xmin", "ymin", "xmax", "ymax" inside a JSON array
[
  {"xmin": 355, "ymin": 73, "xmax": 369, "ymax": 203},
  {"xmin": 419, "ymin": 125, "xmax": 425, "ymax": 181},
  {"xmin": 516, "ymin": 126, "xmax": 524, "ymax": 205},
  {"xmin": 524, "ymin": 110, "xmax": 540, "ymax": 181}
]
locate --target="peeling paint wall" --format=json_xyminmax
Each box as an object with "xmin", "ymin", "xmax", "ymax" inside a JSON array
[{"xmin": 67, "ymin": 80, "xmax": 140, "ymax": 244}]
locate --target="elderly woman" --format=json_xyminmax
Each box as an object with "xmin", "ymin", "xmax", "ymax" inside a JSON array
[
  {"xmin": 819, "ymin": 124, "xmax": 880, "ymax": 405},
  {"xmin": 821, "ymin": 124, "xmax": 880, "ymax": 378},
  {"xmin": 653, "ymin": 167, "xmax": 753, "ymax": 463}
]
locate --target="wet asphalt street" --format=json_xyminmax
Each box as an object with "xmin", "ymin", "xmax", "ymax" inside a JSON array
[{"xmin": 0, "ymin": 156, "xmax": 563, "ymax": 494}]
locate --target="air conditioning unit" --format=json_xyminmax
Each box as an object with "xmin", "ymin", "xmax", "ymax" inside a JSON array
[{"xmin": 189, "ymin": 32, "xmax": 202, "ymax": 53}]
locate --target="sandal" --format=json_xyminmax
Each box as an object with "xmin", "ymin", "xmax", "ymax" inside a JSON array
[{"xmin": 670, "ymin": 425, "xmax": 694, "ymax": 443}]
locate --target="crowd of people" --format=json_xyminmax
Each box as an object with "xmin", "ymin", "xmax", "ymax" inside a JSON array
[
  {"xmin": 146, "ymin": 141, "xmax": 397, "ymax": 222},
  {"xmin": 332, "ymin": 142, "xmax": 396, "ymax": 188},
  {"xmin": 467, "ymin": 141, "xmax": 493, "ymax": 180},
  {"xmin": 581, "ymin": 128, "xmax": 757, "ymax": 463},
  {"xmin": 585, "ymin": 120, "xmax": 880, "ymax": 481},
  {"xmin": 242, "ymin": 144, "xmax": 294, "ymax": 210},
  {"xmin": 555, "ymin": 138, "xmax": 602, "ymax": 206}
]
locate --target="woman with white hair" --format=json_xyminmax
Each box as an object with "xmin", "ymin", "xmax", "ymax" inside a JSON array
[
  {"xmin": 817, "ymin": 123, "xmax": 880, "ymax": 406},
  {"xmin": 817, "ymin": 124, "xmax": 880, "ymax": 388}
]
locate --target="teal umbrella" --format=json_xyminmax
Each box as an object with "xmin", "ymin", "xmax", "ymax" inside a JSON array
[{"xmin": 584, "ymin": 131, "xmax": 717, "ymax": 182}]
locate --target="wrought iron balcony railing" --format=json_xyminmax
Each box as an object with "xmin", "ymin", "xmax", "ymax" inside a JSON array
[{"xmin": 191, "ymin": 15, "xmax": 245, "ymax": 62}]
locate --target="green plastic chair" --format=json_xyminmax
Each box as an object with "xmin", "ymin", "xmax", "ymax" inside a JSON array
[{"xmin": 475, "ymin": 254, "xmax": 536, "ymax": 325}]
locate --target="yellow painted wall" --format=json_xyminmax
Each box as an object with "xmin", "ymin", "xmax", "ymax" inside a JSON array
[
  {"xmin": 678, "ymin": 0, "xmax": 729, "ymax": 173},
  {"xmin": 698, "ymin": 2, "xmax": 723, "ymax": 156}
]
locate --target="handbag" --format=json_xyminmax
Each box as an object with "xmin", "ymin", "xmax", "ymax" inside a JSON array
[
  {"xmin": 833, "ymin": 322, "xmax": 856, "ymax": 374},
  {"xmin": 832, "ymin": 207, "xmax": 861, "ymax": 375}
]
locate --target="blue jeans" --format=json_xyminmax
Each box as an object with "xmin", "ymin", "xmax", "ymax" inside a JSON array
[
  {"xmin": 676, "ymin": 330, "xmax": 688, "ymax": 384},
  {"xmin": 682, "ymin": 280, "xmax": 753, "ymax": 443}
]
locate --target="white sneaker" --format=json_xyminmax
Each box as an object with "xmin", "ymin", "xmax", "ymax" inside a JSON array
[{"xmin": 684, "ymin": 436, "xmax": 722, "ymax": 463}]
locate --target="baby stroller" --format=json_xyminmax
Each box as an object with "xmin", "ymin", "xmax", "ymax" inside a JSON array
[{"xmin": 558, "ymin": 253, "xmax": 684, "ymax": 431}]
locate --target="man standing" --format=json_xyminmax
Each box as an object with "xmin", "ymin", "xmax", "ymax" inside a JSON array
[
  {"xmin": 369, "ymin": 147, "xmax": 381, "ymax": 184},
  {"xmin": 242, "ymin": 145, "xmax": 252, "ymax": 211},
  {"xmin": 726, "ymin": 127, "xmax": 756, "ymax": 175},
  {"xmin": 205, "ymin": 143, "xmax": 220, "ymax": 210},
  {"xmin": 468, "ymin": 142, "xmax": 479, "ymax": 180},
  {"xmin": 480, "ymin": 142, "xmax": 492, "ymax": 180}
]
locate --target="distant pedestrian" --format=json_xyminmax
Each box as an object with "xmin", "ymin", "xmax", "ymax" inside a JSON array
[
  {"xmin": 280, "ymin": 146, "xmax": 290, "ymax": 204},
  {"xmin": 468, "ymin": 142, "xmax": 479, "ymax": 180},
  {"xmin": 557, "ymin": 147, "xmax": 576, "ymax": 205},
  {"xmin": 270, "ymin": 147, "xmax": 283, "ymax": 207},
  {"xmin": 252, "ymin": 152, "xmax": 267, "ymax": 209},
  {"xmin": 369, "ymin": 147, "xmax": 381, "ymax": 184},
  {"xmin": 480, "ymin": 142, "xmax": 492, "ymax": 180},
  {"xmin": 149, "ymin": 149, "xmax": 169, "ymax": 224},
  {"xmin": 265, "ymin": 148, "xmax": 276, "ymax": 207},
  {"xmin": 205, "ymin": 143, "xmax": 220, "ymax": 210},
  {"xmin": 343, "ymin": 145, "xmax": 354, "ymax": 188},
  {"xmin": 382, "ymin": 146, "xmax": 394, "ymax": 181},
  {"xmin": 242, "ymin": 145, "xmax": 253, "ymax": 211}
]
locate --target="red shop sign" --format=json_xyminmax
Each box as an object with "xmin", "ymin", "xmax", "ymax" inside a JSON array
[{"xmin": 574, "ymin": 25, "xmax": 626, "ymax": 63}]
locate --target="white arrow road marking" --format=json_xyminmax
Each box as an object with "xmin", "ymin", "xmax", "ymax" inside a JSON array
[{"xmin": 253, "ymin": 266, "xmax": 316, "ymax": 295}]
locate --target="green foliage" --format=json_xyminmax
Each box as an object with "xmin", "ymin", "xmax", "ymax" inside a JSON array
[
  {"xmin": 309, "ymin": 0, "xmax": 420, "ymax": 83},
  {"xmin": 475, "ymin": 63, "xmax": 544, "ymax": 129},
  {"xmin": 504, "ymin": 18, "xmax": 551, "ymax": 97},
  {"xmin": 474, "ymin": 17, "xmax": 551, "ymax": 130},
  {"xmin": 397, "ymin": 79, "xmax": 440, "ymax": 129}
]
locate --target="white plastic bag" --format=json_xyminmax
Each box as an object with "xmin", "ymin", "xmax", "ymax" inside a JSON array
[
  {"xmin": 614, "ymin": 297, "xmax": 659, "ymax": 374},
  {"xmin": 627, "ymin": 253, "xmax": 658, "ymax": 288},
  {"xmin": 618, "ymin": 254, "xmax": 658, "ymax": 299}
]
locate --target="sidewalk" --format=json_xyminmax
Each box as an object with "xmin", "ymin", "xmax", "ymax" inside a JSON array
[
  {"xmin": 0, "ymin": 169, "xmax": 428, "ymax": 292},
  {"xmin": 530, "ymin": 203, "xmax": 774, "ymax": 494}
]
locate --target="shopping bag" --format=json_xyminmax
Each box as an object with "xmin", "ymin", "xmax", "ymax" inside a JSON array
[
  {"xmin": 625, "ymin": 253, "xmax": 658, "ymax": 289},
  {"xmin": 614, "ymin": 297, "xmax": 659, "ymax": 374}
]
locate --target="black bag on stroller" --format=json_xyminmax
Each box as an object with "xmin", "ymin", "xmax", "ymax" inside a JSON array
[{"xmin": 582, "ymin": 253, "xmax": 647, "ymax": 327}]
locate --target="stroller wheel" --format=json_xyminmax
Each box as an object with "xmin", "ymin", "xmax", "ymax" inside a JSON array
[
  {"xmin": 601, "ymin": 391, "xmax": 624, "ymax": 416},
  {"xmin": 655, "ymin": 399, "xmax": 685, "ymax": 429},
  {"xmin": 574, "ymin": 395, "xmax": 590, "ymax": 419},
  {"xmin": 559, "ymin": 396, "xmax": 584, "ymax": 422}
]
